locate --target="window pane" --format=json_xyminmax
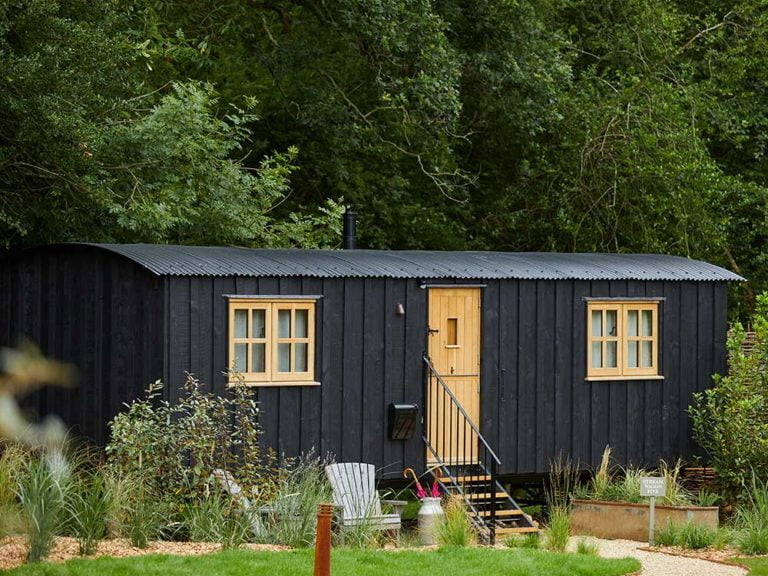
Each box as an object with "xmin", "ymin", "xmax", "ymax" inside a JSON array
[
  {"xmin": 627, "ymin": 310, "xmax": 638, "ymax": 337},
  {"xmin": 252, "ymin": 309, "xmax": 266, "ymax": 338},
  {"xmin": 591, "ymin": 342, "xmax": 602, "ymax": 368},
  {"xmin": 234, "ymin": 343, "xmax": 247, "ymax": 373},
  {"xmin": 278, "ymin": 343, "xmax": 291, "ymax": 372},
  {"xmin": 591, "ymin": 311, "xmax": 603, "ymax": 337},
  {"xmin": 627, "ymin": 341, "xmax": 638, "ymax": 368},
  {"xmin": 234, "ymin": 309, "xmax": 248, "ymax": 338},
  {"xmin": 447, "ymin": 318, "xmax": 458, "ymax": 346},
  {"xmin": 295, "ymin": 309, "xmax": 308, "ymax": 338},
  {"xmin": 642, "ymin": 310, "xmax": 653, "ymax": 337},
  {"xmin": 606, "ymin": 341, "xmax": 617, "ymax": 367},
  {"xmin": 295, "ymin": 343, "xmax": 308, "ymax": 372},
  {"xmin": 642, "ymin": 341, "xmax": 653, "ymax": 368},
  {"xmin": 278, "ymin": 310, "xmax": 291, "ymax": 338},
  {"xmin": 252, "ymin": 343, "xmax": 265, "ymax": 372},
  {"xmin": 606, "ymin": 310, "xmax": 618, "ymax": 337}
]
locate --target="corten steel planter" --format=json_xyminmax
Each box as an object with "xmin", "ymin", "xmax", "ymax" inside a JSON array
[{"xmin": 571, "ymin": 499, "xmax": 719, "ymax": 541}]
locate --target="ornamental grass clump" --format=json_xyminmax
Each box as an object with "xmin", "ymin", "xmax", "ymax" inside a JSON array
[
  {"xmin": 437, "ymin": 496, "xmax": 477, "ymax": 548},
  {"xmin": 64, "ymin": 466, "xmax": 113, "ymax": 555},
  {"xmin": 735, "ymin": 477, "xmax": 768, "ymax": 555}
]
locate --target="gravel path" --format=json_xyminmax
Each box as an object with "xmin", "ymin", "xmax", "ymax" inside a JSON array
[{"xmin": 572, "ymin": 537, "xmax": 747, "ymax": 576}]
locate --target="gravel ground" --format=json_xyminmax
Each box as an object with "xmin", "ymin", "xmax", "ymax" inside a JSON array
[{"xmin": 571, "ymin": 537, "xmax": 748, "ymax": 576}]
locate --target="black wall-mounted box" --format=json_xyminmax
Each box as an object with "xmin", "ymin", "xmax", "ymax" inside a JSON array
[{"xmin": 388, "ymin": 403, "xmax": 419, "ymax": 440}]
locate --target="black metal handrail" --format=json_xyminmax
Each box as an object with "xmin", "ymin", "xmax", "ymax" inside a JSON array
[{"xmin": 422, "ymin": 354, "xmax": 500, "ymax": 544}]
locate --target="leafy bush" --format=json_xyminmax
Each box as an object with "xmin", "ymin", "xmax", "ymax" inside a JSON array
[
  {"xmin": 437, "ymin": 497, "xmax": 477, "ymax": 548},
  {"xmin": 106, "ymin": 373, "xmax": 274, "ymax": 511},
  {"xmin": 690, "ymin": 293, "xmax": 768, "ymax": 500}
]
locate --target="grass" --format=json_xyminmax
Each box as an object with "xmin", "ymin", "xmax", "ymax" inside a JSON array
[
  {"xmin": 0, "ymin": 547, "xmax": 642, "ymax": 576},
  {"xmin": 735, "ymin": 477, "xmax": 768, "ymax": 555},
  {"xmin": 543, "ymin": 505, "xmax": 570, "ymax": 552},
  {"xmin": 733, "ymin": 557, "xmax": 768, "ymax": 576},
  {"xmin": 437, "ymin": 497, "xmax": 477, "ymax": 547}
]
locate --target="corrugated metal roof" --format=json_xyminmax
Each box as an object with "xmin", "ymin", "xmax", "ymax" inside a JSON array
[{"xmin": 78, "ymin": 244, "xmax": 744, "ymax": 282}]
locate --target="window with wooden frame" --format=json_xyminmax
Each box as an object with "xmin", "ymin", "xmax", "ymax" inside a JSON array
[
  {"xmin": 587, "ymin": 301, "xmax": 660, "ymax": 379},
  {"xmin": 228, "ymin": 298, "xmax": 317, "ymax": 385}
]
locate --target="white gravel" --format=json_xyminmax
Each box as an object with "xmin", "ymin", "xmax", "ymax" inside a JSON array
[{"xmin": 569, "ymin": 537, "xmax": 747, "ymax": 576}]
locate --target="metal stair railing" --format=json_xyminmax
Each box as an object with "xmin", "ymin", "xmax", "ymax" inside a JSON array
[{"xmin": 422, "ymin": 354, "xmax": 500, "ymax": 544}]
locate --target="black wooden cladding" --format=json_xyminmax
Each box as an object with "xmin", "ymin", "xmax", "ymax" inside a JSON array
[{"xmin": 1, "ymin": 245, "xmax": 730, "ymax": 477}]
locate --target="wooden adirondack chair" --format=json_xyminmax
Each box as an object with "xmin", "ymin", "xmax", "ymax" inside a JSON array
[
  {"xmin": 325, "ymin": 463, "xmax": 406, "ymax": 534},
  {"xmin": 211, "ymin": 468, "xmax": 266, "ymax": 538}
]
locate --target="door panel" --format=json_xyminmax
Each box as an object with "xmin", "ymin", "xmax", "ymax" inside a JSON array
[{"xmin": 427, "ymin": 288, "xmax": 481, "ymax": 464}]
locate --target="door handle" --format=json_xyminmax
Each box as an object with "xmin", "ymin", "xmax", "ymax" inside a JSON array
[{"xmin": 428, "ymin": 327, "xmax": 439, "ymax": 334}]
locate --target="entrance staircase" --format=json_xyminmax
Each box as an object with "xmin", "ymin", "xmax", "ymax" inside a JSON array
[
  {"xmin": 432, "ymin": 465, "xmax": 538, "ymax": 541},
  {"xmin": 423, "ymin": 355, "xmax": 538, "ymax": 544}
]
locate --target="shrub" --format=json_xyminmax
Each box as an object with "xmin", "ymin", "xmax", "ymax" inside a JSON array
[
  {"xmin": 106, "ymin": 374, "xmax": 274, "ymax": 513},
  {"xmin": 690, "ymin": 293, "xmax": 768, "ymax": 500},
  {"xmin": 653, "ymin": 521, "xmax": 680, "ymax": 547},
  {"xmin": 437, "ymin": 497, "xmax": 477, "ymax": 548},
  {"xmin": 678, "ymin": 521, "xmax": 717, "ymax": 549}
]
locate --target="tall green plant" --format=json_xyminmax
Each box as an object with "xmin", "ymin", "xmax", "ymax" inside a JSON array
[
  {"xmin": 106, "ymin": 374, "xmax": 272, "ymax": 510},
  {"xmin": 690, "ymin": 293, "xmax": 768, "ymax": 499},
  {"xmin": 437, "ymin": 497, "xmax": 477, "ymax": 548},
  {"xmin": 17, "ymin": 452, "xmax": 70, "ymax": 563},
  {"xmin": 64, "ymin": 468, "xmax": 113, "ymax": 555}
]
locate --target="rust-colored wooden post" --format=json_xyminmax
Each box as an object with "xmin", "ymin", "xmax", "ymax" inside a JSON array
[{"xmin": 314, "ymin": 503, "xmax": 334, "ymax": 576}]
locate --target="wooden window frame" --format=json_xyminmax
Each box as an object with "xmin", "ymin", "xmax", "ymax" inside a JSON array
[
  {"xmin": 228, "ymin": 298, "xmax": 318, "ymax": 386},
  {"xmin": 586, "ymin": 300, "xmax": 661, "ymax": 380}
]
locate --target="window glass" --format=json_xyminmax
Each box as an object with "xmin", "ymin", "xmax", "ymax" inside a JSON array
[
  {"xmin": 642, "ymin": 310, "xmax": 653, "ymax": 337},
  {"xmin": 252, "ymin": 343, "xmax": 266, "ymax": 373},
  {"xmin": 591, "ymin": 342, "xmax": 602, "ymax": 368},
  {"xmin": 234, "ymin": 309, "xmax": 248, "ymax": 339},
  {"xmin": 627, "ymin": 341, "xmax": 638, "ymax": 368},
  {"xmin": 627, "ymin": 310, "xmax": 638, "ymax": 337},
  {"xmin": 278, "ymin": 343, "xmax": 291, "ymax": 372},
  {"xmin": 295, "ymin": 343, "xmax": 308, "ymax": 372},
  {"xmin": 606, "ymin": 310, "xmax": 618, "ymax": 337},
  {"xmin": 278, "ymin": 309, "xmax": 291, "ymax": 338},
  {"xmin": 295, "ymin": 309, "xmax": 308, "ymax": 338},
  {"xmin": 234, "ymin": 343, "xmax": 247, "ymax": 373},
  {"xmin": 252, "ymin": 309, "xmax": 266, "ymax": 338},
  {"xmin": 591, "ymin": 310, "xmax": 603, "ymax": 337},
  {"xmin": 606, "ymin": 341, "xmax": 618, "ymax": 368},
  {"xmin": 642, "ymin": 341, "xmax": 653, "ymax": 368}
]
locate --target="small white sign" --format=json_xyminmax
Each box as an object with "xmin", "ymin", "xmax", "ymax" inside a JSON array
[{"xmin": 640, "ymin": 477, "xmax": 666, "ymax": 498}]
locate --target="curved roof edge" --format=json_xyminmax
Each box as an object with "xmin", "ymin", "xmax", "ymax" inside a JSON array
[{"xmin": 50, "ymin": 243, "xmax": 745, "ymax": 283}]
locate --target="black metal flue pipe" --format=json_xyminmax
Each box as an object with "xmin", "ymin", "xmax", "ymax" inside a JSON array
[{"xmin": 343, "ymin": 207, "xmax": 357, "ymax": 250}]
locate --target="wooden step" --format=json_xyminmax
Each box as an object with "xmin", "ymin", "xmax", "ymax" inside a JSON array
[
  {"xmin": 439, "ymin": 475, "xmax": 490, "ymax": 484},
  {"xmin": 478, "ymin": 509, "xmax": 522, "ymax": 517},
  {"xmin": 464, "ymin": 492, "xmax": 507, "ymax": 500},
  {"xmin": 495, "ymin": 526, "xmax": 539, "ymax": 535}
]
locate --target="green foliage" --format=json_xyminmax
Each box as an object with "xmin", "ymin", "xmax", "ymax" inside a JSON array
[
  {"xmin": 690, "ymin": 294, "xmax": 768, "ymax": 499},
  {"xmin": 106, "ymin": 374, "xmax": 272, "ymax": 508},
  {"xmin": 543, "ymin": 505, "xmax": 571, "ymax": 553},
  {"xmin": 735, "ymin": 477, "xmax": 768, "ymax": 556},
  {"xmin": 504, "ymin": 534, "xmax": 541, "ymax": 549},
  {"xmin": 576, "ymin": 537, "xmax": 599, "ymax": 555},
  {"xmin": 257, "ymin": 455, "xmax": 333, "ymax": 548},
  {"xmin": 180, "ymin": 494, "xmax": 251, "ymax": 548},
  {"xmin": 576, "ymin": 446, "xmax": 694, "ymax": 506},
  {"xmin": 437, "ymin": 497, "xmax": 477, "ymax": 548},
  {"xmin": 17, "ymin": 451, "xmax": 70, "ymax": 563},
  {"xmin": 0, "ymin": 442, "xmax": 26, "ymax": 536},
  {"xmin": 64, "ymin": 467, "xmax": 112, "ymax": 555},
  {"xmin": 0, "ymin": 547, "xmax": 643, "ymax": 576}
]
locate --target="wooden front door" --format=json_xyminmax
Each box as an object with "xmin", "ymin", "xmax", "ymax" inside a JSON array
[{"xmin": 427, "ymin": 287, "xmax": 481, "ymax": 464}]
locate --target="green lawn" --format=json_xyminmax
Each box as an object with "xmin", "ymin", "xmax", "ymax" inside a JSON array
[
  {"xmin": 733, "ymin": 557, "xmax": 768, "ymax": 576},
  {"xmin": 1, "ymin": 547, "xmax": 641, "ymax": 576}
]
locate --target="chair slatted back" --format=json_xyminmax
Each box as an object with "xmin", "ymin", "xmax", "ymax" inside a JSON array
[{"xmin": 325, "ymin": 463, "xmax": 383, "ymax": 520}]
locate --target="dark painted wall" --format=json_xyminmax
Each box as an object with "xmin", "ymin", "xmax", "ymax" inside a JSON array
[
  {"xmin": 164, "ymin": 275, "xmax": 427, "ymax": 480},
  {"xmin": 481, "ymin": 279, "xmax": 729, "ymax": 475},
  {"xmin": 0, "ymin": 246, "xmax": 164, "ymax": 444}
]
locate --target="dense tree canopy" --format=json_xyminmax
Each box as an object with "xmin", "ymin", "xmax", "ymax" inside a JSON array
[{"xmin": 2, "ymin": 0, "xmax": 768, "ymax": 313}]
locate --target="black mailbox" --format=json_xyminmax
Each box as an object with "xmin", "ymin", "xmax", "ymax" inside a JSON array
[{"xmin": 388, "ymin": 403, "xmax": 419, "ymax": 440}]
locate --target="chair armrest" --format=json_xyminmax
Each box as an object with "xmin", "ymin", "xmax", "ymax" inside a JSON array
[{"xmin": 381, "ymin": 499, "xmax": 408, "ymax": 516}]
